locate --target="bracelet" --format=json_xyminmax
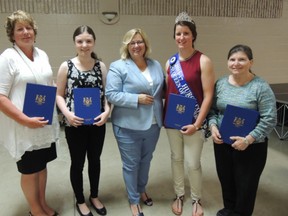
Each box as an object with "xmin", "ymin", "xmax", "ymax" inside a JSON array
[
  {"xmin": 192, "ymin": 124, "xmax": 199, "ymax": 130},
  {"xmin": 244, "ymin": 137, "xmax": 250, "ymax": 145}
]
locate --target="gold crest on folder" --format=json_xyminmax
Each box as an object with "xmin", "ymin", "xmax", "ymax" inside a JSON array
[
  {"xmin": 233, "ymin": 117, "xmax": 245, "ymax": 127},
  {"xmin": 35, "ymin": 94, "xmax": 46, "ymax": 105},
  {"xmin": 83, "ymin": 97, "xmax": 93, "ymax": 107},
  {"xmin": 176, "ymin": 104, "xmax": 185, "ymax": 114}
]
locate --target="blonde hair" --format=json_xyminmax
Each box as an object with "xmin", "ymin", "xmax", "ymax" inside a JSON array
[
  {"xmin": 120, "ymin": 28, "xmax": 151, "ymax": 59},
  {"xmin": 5, "ymin": 10, "xmax": 38, "ymax": 43}
]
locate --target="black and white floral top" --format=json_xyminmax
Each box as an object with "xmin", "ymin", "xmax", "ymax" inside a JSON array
[{"xmin": 62, "ymin": 59, "xmax": 104, "ymax": 126}]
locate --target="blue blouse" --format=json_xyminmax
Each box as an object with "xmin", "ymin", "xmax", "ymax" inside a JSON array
[{"xmin": 208, "ymin": 75, "xmax": 277, "ymax": 143}]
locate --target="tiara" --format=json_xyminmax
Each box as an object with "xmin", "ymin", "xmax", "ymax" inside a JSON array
[{"xmin": 175, "ymin": 12, "xmax": 194, "ymax": 24}]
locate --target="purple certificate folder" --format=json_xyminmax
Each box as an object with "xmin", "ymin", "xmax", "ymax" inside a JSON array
[
  {"xmin": 73, "ymin": 88, "xmax": 101, "ymax": 125},
  {"xmin": 164, "ymin": 93, "xmax": 196, "ymax": 130},
  {"xmin": 23, "ymin": 83, "xmax": 56, "ymax": 125},
  {"xmin": 220, "ymin": 104, "xmax": 260, "ymax": 144}
]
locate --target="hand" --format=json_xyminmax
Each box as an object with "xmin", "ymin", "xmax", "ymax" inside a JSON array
[
  {"xmin": 230, "ymin": 136, "xmax": 249, "ymax": 151},
  {"xmin": 93, "ymin": 110, "xmax": 110, "ymax": 126},
  {"xmin": 66, "ymin": 112, "xmax": 84, "ymax": 127},
  {"xmin": 25, "ymin": 117, "xmax": 49, "ymax": 128},
  {"xmin": 180, "ymin": 124, "xmax": 197, "ymax": 135},
  {"xmin": 138, "ymin": 94, "xmax": 154, "ymax": 105},
  {"xmin": 211, "ymin": 125, "xmax": 223, "ymax": 144}
]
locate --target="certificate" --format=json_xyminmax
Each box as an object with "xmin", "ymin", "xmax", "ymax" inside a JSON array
[
  {"xmin": 164, "ymin": 93, "xmax": 196, "ymax": 130},
  {"xmin": 220, "ymin": 104, "xmax": 259, "ymax": 144},
  {"xmin": 73, "ymin": 87, "xmax": 101, "ymax": 125},
  {"xmin": 23, "ymin": 83, "xmax": 56, "ymax": 125}
]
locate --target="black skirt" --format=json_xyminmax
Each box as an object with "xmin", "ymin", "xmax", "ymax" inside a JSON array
[{"xmin": 16, "ymin": 142, "xmax": 57, "ymax": 174}]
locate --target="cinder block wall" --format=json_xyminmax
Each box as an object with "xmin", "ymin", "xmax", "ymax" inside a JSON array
[{"xmin": 0, "ymin": 1, "xmax": 287, "ymax": 83}]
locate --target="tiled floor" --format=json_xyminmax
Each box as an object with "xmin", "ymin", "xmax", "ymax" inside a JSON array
[{"xmin": 0, "ymin": 123, "xmax": 287, "ymax": 216}]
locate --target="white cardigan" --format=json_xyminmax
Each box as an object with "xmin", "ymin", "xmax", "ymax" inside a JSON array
[{"xmin": 0, "ymin": 45, "xmax": 59, "ymax": 160}]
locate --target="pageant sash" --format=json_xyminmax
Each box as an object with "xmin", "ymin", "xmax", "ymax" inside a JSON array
[{"xmin": 169, "ymin": 53, "xmax": 211, "ymax": 138}]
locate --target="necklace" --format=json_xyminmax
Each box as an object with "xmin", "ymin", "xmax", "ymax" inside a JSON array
[{"xmin": 179, "ymin": 50, "xmax": 197, "ymax": 61}]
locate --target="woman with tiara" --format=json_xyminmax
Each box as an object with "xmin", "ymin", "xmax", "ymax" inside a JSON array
[{"xmin": 163, "ymin": 12, "xmax": 215, "ymax": 216}]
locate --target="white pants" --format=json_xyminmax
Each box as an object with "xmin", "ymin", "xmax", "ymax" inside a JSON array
[{"xmin": 166, "ymin": 129, "xmax": 204, "ymax": 200}]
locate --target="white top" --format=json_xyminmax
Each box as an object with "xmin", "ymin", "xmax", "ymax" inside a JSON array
[
  {"xmin": 141, "ymin": 67, "xmax": 156, "ymax": 124},
  {"xmin": 141, "ymin": 67, "xmax": 153, "ymax": 87},
  {"xmin": 0, "ymin": 45, "xmax": 59, "ymax": 161}
]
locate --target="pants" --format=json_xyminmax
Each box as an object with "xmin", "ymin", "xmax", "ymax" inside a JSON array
[
  {"xmin": 166, "ymin": 129, "xmax": 204, "ymax": 200},
  {"xmin": 65, "ymin": 125, "xmax": 105, "ymax": 204},
  {"xmin": 214, "ymin": 139, "xmax": 268, "ymax": 216},
  {"xmin": 113, "ymin": 124, "xmax": 160, "ymax": 204}
]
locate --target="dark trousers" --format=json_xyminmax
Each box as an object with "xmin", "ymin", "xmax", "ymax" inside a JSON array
[
  {"xmin": 65, "ymin": 125, "xmax": 105, "ymax": 204},
  {"xmin": 214, "ymin": 139, "xmax": 268, "ymax": 216}
]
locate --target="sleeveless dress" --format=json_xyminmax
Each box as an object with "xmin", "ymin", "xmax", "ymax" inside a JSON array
[{"xmin": 62, "ymin": 59, "xmax": 104, "ymax": 126}]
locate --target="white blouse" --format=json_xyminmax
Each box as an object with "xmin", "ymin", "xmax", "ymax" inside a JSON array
[{"xmin": 0, "ymin": 45, "xmax": 59, "ymax": 161}]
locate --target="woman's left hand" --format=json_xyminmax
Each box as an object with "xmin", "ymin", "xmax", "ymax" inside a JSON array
[{"xmin": 93, "ymin": 110, "xmax": 110, "ymax": 126}]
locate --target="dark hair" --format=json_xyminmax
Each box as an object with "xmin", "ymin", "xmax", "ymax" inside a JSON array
[
  {"xmin": 227, "ymin": 44, "xmax": 253, "ymax": 60},
  {"xmin": 173, "ymin": 21, "xmax": 197, "ymax": 48},
  {"xmin": 73, "ymin": 25, "xmax": 98, "ymax": 60}
]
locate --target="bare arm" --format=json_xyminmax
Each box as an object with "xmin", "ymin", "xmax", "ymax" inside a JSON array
[
  {"xmin": 194, "ymin": 54, "xmax": 215, "ymax": 128},
  {"xmin": 94, "ymin": 61, "xmax": 111, "ymax": 126},
  {"xmin": 56, "ymin": 61, "xmax": 84, "ymax": 127},
  {"xmin": 0, "ymin": 94, "xmax": 48, "ymax": 128},
  {"xmin": 181, "ymin": 54, "xmax": 215, "ymax": 135}
]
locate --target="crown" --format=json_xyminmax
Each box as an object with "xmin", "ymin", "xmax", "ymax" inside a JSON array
[{"xmin": 175, "ymin": 12, "xmax": 194, "ymax": 24}]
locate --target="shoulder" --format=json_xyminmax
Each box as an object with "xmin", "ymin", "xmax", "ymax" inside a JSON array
[
  {"xmin": 1, "ymin": 48, "xmax": 16, "ymax": 58},
  {"xmin": 147, "ymin": 58, "xmax": 161, "ymax": 67},
  {"xmin": 58, "ymin": 60, "xmax": 69, "ymax": 74},
  {"xmin": 34, "ymin": 47, "xmax": 48, "ymax": 57},
  {"xmin": 216, "ymin": 76, "xmax": 228, "ymax": 86},
  {"xmin": 98, "ymin": 61, "xmax": 107, "ymax": 74},
  {"xmin": 110, "ymin": 59, "xmax": 133, "ymax": 71},
  {"xmin": 199, "ymin": 52, "xmax": 212, "ymax": 65},
  {"xmin": 252, "ymin": 75, "xmax": 268, "ymax": 85},
  {"xmin": 110, "ymin": 59, "xmax": 125, "ymax": 66},
  {"xmin": 251, "ymin": 76, "xmax": 272, "ymax": 92},
  {"xmin": 98, "ymin": 60, "xmax": 106, "ymax": 68}
]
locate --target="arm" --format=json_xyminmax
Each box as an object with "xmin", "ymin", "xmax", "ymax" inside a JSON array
[
  {"xmin": 0, "ymin": 56, "xmax": 48, "ymax": 128},
  {"xmin": 94, "ymin": 61, "xmax": 111, "ymax": 126},
  {"xmin": 105, "ymin": 62, "xmax": 139, "ymax": 108},
  {"xmin": 56, "ymin": 61, "xmax": 84, "ymax": 127},
  {"xmin": 0, "ymin": 94, "xmax": 48, "ymax": 128},
  {"xmin": 182, "ymin": 54, "xmax": 215, "ymax": 135}
]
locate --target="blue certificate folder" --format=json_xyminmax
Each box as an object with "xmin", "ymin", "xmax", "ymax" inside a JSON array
[
  {"xmin": 220, "ymin": 104, "xmax": 260, "ymax": 144},
  {"xmin": 165, "ymin": 93, "xmax": 196, "ymax": 130},
  {"xmin": 23, "ymin": 83, "xmax": 56, "ymax": 125},
  {"xmin": 73, "ymin": 88, "xmax": 101, "ymax": 125}
]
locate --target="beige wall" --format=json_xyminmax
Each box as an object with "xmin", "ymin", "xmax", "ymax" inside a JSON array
[{"xmin": 0, "ymin": 1, "xmax": 287, "ymax": 84}]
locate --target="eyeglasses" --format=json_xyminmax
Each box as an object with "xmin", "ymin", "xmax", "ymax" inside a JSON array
[{"xmin": 129, "ymin": 40, "xmax": 144, "ymax": 46}]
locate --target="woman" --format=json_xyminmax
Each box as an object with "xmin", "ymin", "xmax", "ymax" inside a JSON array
[
  {"xmin": 56, "ymin": 25, "xmax": 110, "ymax": 216},
  {"xmin": 105, "ymin": 28, "xmax": 165, "ymax": 216},
  {"xmin": 164, "ymin": 12, "xmax": 215, "ymax": 216},
  {"xmin": 0, "ymin": 10, "xmax": 59, "ymax": 216},
  {"xmin": 208, "ymin": 44, "xmax": 277, "ymax": 216}
]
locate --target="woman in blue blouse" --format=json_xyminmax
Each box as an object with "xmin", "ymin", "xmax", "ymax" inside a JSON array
[
  {"xmin": 105, "ymin": 28, "xmax": 165, "ymax": 216},
  {"xmin": 208, "ymin": 44, "xmax": 277, "ymax": 216}
]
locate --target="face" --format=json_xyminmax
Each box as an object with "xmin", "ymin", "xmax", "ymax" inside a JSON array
[
  {"xmin": 128, "ymin": 33, "xmax": 146, "ymax": 59},
  {"xmin": 74, "ymin": 32, "xmax": 95, "ymax": 57},
  {"xmin": 228, "ymin": 51, "xmax": 253, "ymax": 75},
  {"xmin": 175, "ymin": 25, "xmax": 193, "ymax": 49},
  {"xmin": 13, "ymin": 21, "xmax": 35, "ymax": 48}
]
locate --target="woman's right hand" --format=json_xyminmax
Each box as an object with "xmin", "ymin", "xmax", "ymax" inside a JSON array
[
  {"xmin": 65, "ymin": 112, "xmax": 84, "ymax": 127},
  {"xmin": 25, "ymin": 117, "xmax": 49, "ymax": 128},
  {"xmin": 138, "ymin": 94, "xmax": 154, "ymax": 105}
]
